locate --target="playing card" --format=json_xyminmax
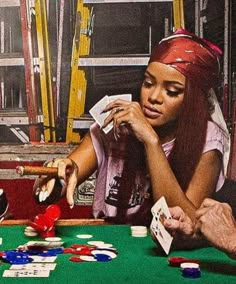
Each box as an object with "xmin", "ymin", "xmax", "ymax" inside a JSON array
[
  {"xmin": 10, "ymin": 263, "xmax": 56, "ymax": 271},
  {"xmin": 30, "ymin": 255, "xmax": 57, "ymax": 263},
  {"xmin": 3, "ymin": 269, "xmax": 50, "ymax": 277},
  {"xmin": 89, "ymin": 95, "xmax": 109, "ymax": 128},
  {"xmin": 89, "ymin": 94, "xmax": 132, "ymax": 134},
  {"xmin": 150, "ymin": 196, "xmax": 173, "ymax": 254},
  {"xmin": 150, "ymin": 217, "xmax": 173, "ymax": 255},
  {"xmin": 151, "ymin": 196, "xmax": 172, "ymax": 219}
]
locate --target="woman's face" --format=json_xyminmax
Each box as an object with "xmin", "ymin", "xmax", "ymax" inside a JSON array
[{"xmin": 140, "ymin": 62, "xmax": 185, "ymax": 128}]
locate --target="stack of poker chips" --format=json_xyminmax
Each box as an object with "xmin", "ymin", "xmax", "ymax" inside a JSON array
[
  {"xmin": 130, "ymin": 226, "xmax": 148, "ymax": 237},
  {"xmin": 168, "ymin": 257, "xmax": 201, "ymax": 279}
]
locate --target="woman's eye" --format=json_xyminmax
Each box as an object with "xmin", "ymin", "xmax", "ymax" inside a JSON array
[
  {"xmin": 167, "ymin": 89, "xmax": 183, "ymax": 97},
  {"xmin": 143, "ymin": 80, "xmax": 153, "ymax": 88}
]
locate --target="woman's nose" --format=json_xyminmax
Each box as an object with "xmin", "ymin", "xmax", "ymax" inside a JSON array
[{"xmin": 149, "ymin": 85, "xmax": 163, "ymax": 103}]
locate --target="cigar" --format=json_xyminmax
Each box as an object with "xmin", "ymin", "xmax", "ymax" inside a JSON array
[{"xmin": 16, "ymin": 166, "xmax": 58, "ymax": 176}]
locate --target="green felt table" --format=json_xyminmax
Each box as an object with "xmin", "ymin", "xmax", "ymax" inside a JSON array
[{"xmin": 1, "ymin": 224, "xmax": 236, "ymax": 283}]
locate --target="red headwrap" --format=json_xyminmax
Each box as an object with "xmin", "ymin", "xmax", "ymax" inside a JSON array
[{"xmin": 149, "ymin": 29, "xmax": 222, "ymax": 91}]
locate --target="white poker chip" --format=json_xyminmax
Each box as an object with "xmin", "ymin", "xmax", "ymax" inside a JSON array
[
  {"xmin": 80, "ymin": 255, "xmax": 97, "ymax": 262},
  {"xmin": 47, "ymin": 241, "xmax": 64, "ymax": 248},
  {"xmin": 130, "ymin": 226, "xmax": 147, "ymax": 232},
  {"xmin": 24, "ymin": 231, "xmax": 38, "ymax": 237},
  {"xmin": 180, "ymin": 262, "xmax": 200, "ymax": 270},
  {"xmin": 45, "ymin": 237, "xmax": 62, "ymax": 242},
  {"xmin": 91, "ymin": 249, "xmax": 117, "ymax": 259},
  {"xmin": 96, "ymin": 243, "xmax": 113, "ymax": 249},
  {"xmin": 25, "ymin": 226, "xmax": 37, "ymax": 232},
  {"xmin": 87, "ymin": 241, "xmax": 105, "ymax": 246},
  {"xmin": 131, "ymin": 233, "xmax": 147, "ymax": 238},
  {"xmin": 76, "ymin": 234, "xmax": 93, "ymax": 239}
]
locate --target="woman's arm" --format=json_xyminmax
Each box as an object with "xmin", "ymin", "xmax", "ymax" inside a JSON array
[
  {"xmin": 145, "ymin": 135, "xmax": 221, "ymax": 221},
  {"xmin": 68, "ymin": 132, "xmax": 98, "ymax": 184}
]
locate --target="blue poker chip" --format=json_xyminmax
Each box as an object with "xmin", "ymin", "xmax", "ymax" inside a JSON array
[
  {"xmin": 94, "ymin": 253, "xmax": 112, "ymax": 262},
  {"xmin": 182, "ymin": 268, "xmax": 201, "ymax": 278},
  {"xmin": 2, "ymin": 251, "xmax": 33, "ymax": 264},
  {"xmin": 38, "ymin": 251, "xmax": 57, "ymax": 257},
  {"xmin": 48, "ymin": 248, "xmax": 64, "ymax": 254}
]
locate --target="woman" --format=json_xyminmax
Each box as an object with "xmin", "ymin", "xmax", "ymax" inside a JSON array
[{"xmin": 34, "ymin": 29, "xmax": 230, "ymax": 225}]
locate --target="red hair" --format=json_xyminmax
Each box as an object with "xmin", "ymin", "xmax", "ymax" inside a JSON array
[{"xmin": 168, "ymin": 79, "xmax": 211, "ymax": 190}]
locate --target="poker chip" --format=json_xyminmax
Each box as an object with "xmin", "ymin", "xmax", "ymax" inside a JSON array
[
  {"xmin": 94, "ymin": 253, "xmax": 112, "ymax": 262},
  {"xmin": 25, "ymin": 226, "xmax": 37, "ymax": 232},
  {"xmin": 24, "ymin": 231, "xmax": 38, "ymax": 237},
  {"xmin": 168, "ymin": 257, "xmax": 187, "ymax": 267},
  {"xmin": 24, "ymin": 225, "xmax": 38, "ymax": 237},
  {"xmin": 76, "ymin": 234, "xmax": 93, "ymax": 239},
  {"xmin": 180, "ymin": 262, "xmax": 200, "ymax": 270},
  {"xmin": 182, "ymin": 268, "xmax": 201, "ymax": 278},
  {"xmin": 87, "ymin": 241, "xmax": 105, "ymax": 246},
  {"xmin": 168, "ymin": 257, "xmax": 201, "ymax": 267},
  {"xmin": 69, "ymin": 256, "xmax": 84, "ymax": 262},
  {"xmin": 130, "ymin": 226, "xmax": 148, "ymax": 237},
  {"xmin": 91, "ymin": 249, "xmax": 117, "ymax": 259},
  {"xmin": 96, "ymin": 243, "xmax": 113, "ymax": 249},
  {"xmin": 71, "ymin": 244, "xmax": 90, "ymax": 249},
  {"xmin": 79, "ymin": 255, "xmax": 97, "ymax": 262},
  {"xmin": 2, "ymin": 251, "xmax": 33, "ymax": 265},
  {"xmin": 45, "ymin": 237, "xmax": 62, "ymax": 242}
]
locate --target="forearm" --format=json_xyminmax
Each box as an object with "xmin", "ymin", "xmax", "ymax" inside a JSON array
[
  {"xmin": 68, "ymin": 132, "xmax": 98, "ymax": 185},
  {"xmin": 144, "ymin": 138, "xmax": 196, "ymax": 220}
]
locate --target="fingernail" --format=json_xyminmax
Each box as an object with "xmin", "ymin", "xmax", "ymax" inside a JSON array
[
  {"xmin": 70, "ymin": 203, "xmax": 74, "ymax": 209},
  {"xmin": 60, "ymin": 179, "xmax": 66, "ymax": 187},
  {"xmin": 39, "ymin": 191, "xmax": 43, "ymax": 202}
]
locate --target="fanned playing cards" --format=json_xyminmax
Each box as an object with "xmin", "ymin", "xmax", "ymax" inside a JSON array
[{"xmin": 89, "ymin": 94, "xmax": 132, "ymax": 133}]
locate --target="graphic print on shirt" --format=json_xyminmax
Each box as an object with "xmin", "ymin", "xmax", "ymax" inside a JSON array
[{"xmin": 104, "ymin": 140, "xmax": 147, "ymax": 209}]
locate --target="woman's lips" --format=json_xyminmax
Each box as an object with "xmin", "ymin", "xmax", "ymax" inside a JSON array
[{"xmin": 143, "ymin": 106, "xmax": 162, "ymax": 119}]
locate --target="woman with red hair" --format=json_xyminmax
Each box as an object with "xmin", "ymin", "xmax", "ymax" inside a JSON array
[{"xmin": 34, "ymin": 29, "xmax": 230, "ymax": 225}]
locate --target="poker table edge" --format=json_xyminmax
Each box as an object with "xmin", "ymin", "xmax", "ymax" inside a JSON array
[{"xmin": 0, "ymin": 218, "xmax": 108, "ymax": 226}]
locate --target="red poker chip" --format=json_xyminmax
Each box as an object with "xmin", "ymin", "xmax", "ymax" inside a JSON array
[
  {"xmin": 69, "ymin": 256, "xmax": 84, "ymax": 262},
  {"xmin": 45, "ymin": 204, "xmax": 61, "ymax": 221},
  {"xmin": 71, "ymin": 244, "xmax": 89, "ymax": 249},
  {"xmin": 168, "ymin": 257, "xmax": 201, "ymax": 267},
  {"xmin": 72, "ymin": 249, "xmax": 92, "ymax": 256},
  {"xmin": 63, "ymin": 248, "xmax": 74, "ymax": 254}
]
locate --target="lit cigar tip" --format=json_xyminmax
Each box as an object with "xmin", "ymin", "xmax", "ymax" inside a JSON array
[{"xmin": 16, "ymin": 166, "xmax": 24, "ymax": 175}]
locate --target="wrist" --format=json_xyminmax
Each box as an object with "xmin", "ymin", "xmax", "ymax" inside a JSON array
[{"xmin": 225, "ymin": 232, "xmax": 236, "ymax": 259}]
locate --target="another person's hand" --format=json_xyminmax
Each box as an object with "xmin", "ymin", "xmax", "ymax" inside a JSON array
[
  {"xmin": 159, "ymin": 206, "xmax": 207, "ymax": 250},
  {"xmin": 33, "ymin": 158, "xmax": 79, "ymax": 208},
  {"xmin": 196, "ymin": 198, "xmax": 236, "ymax": 259},
  {"xmin": 163, "ymin": 206, "xmax": 194, "ymax": 236}
]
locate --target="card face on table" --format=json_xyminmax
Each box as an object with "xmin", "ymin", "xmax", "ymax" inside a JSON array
[
  {"xmin": 89, "ymin": 94, "xmax": 132, "ymax": 134},
  {"xmin": 150, "ymin": 196, "xmax": 173, "ymax": 255},
  {"xmin": 3, "ymin": 269, "xmax": 50, "ymax": 277}
]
